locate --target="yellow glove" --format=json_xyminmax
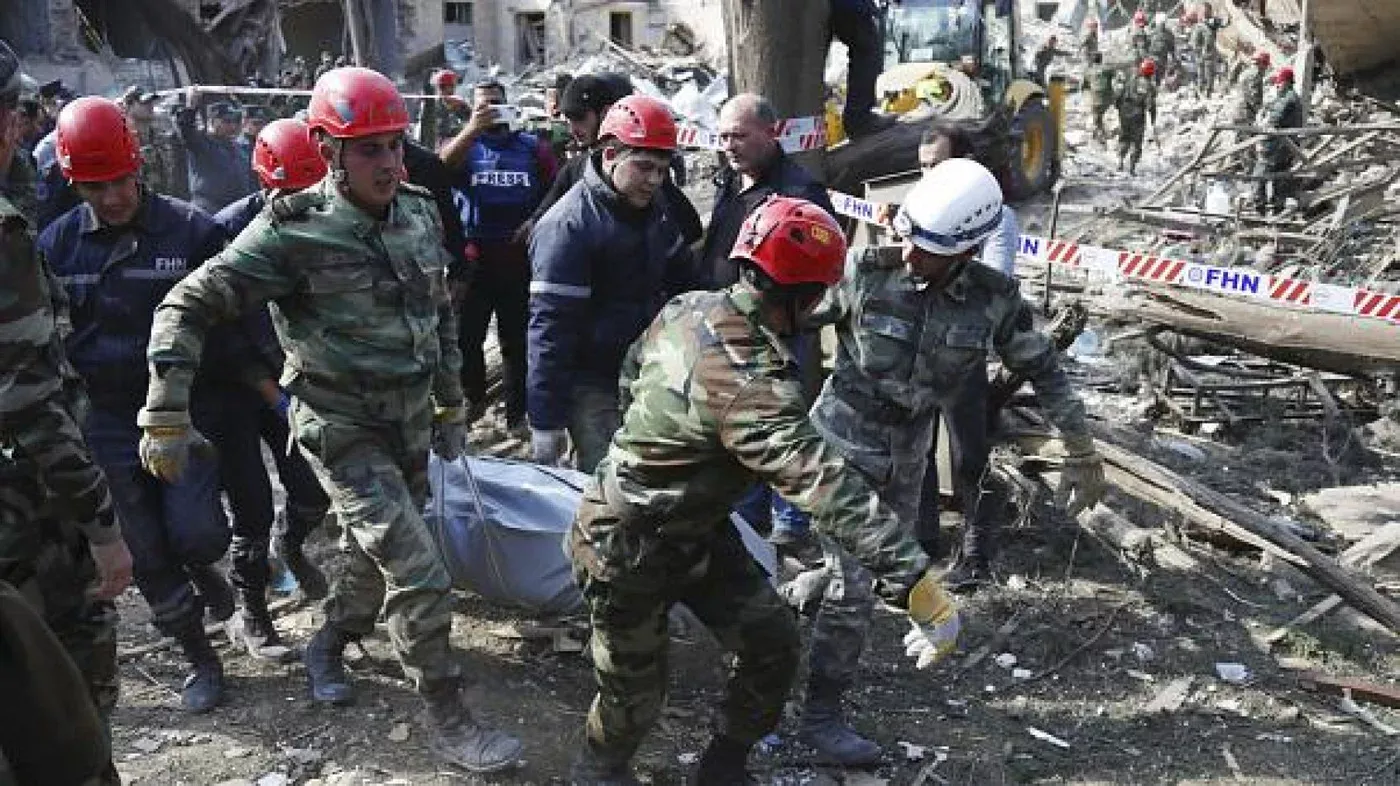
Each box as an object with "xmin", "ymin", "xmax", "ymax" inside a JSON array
[
  {"xmin": 902, "ymin": 570, "xmax": 961, "ymax": 669},
  {"xmin": 138, "ymin": 424, "xmax": 212, "ymax": 483}
]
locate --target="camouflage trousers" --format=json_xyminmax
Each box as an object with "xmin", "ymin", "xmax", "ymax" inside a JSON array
[
  {"xmin": 0, "ymin": 446, "xmax": 120, "ymax": 784},
  {"xmin": 570, "ymin": 517, "xmax": 799, "ymax": 765},
  {"xmin": 1197, "ymin": 56, "xmax": 1219, "ymax": 97},
  {"xmin": 2, "ymin": 396, "xmax": 116, "ymax": 540},
  {"xmin": 1091, "ymin": 99, "xmax": 1112, "ymax": 142},
  {"xmin": 1119, "ymin": 118, "xmax": 1147, "ymax": 170},
  {"xmin": 290, "ymin": 387, "xmax": 459, "ymax": 693}
]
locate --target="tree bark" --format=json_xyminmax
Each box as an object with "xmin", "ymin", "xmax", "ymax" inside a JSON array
[
  {"xmin": 132, "ymin": 0, "xmax": 242, "ymax": 86},
  {"xmin": 721, "ymin": 0, "xmax": 829, "ymax": 175},
  {"xmin": 344, "ymin": 0, "xmax": 372, "ymax": 67}
]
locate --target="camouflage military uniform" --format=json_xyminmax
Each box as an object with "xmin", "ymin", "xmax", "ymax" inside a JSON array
[
  {"xmin": 1254, "ymin": 83, "xmax": 1304, "ymax": 213},
  {"xmin": 568, "ymin": 286, "xmax": 930, "ymax": 768},
  {"xmin": 1188, "ymin": 18, "xmax": 1226, "ymax": 97},
  {"xmin": 1088, "ymin": 65, "xmax": 1119, "ymax": 142},
  {"xmin": 1147, "ymin": 23, "xmax": 1177, "ymax": 84},
  {"xmin": 0, "ymin": 182, "xmax": 121, "ymax": 782},
  {"xmin": 1116, "ymin": 73, "xmax": 1157, "ymax": 173},
  {"xmin": 142, "ymin": 178, "xmax": 466, "ymax": 694},
  {"xmin": 1079, "ymin": 28, "xmax": 1099, "ymax": 62},
  {"xmin": 1131, "ymin": 27, "xmax": 1151, "ymax": 63},
  {"xmin": 134, "ymin": 117, "xmax": 190, "ymax": 201},
  {"xmin": 1230, "ymin": 63, "xmax": 1267, "ymax": 126}
]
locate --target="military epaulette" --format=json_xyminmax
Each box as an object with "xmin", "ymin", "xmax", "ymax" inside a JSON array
[
  {"xmin": 269, "ymin": 189, "xmax": 326, "ymax": 223},
  {"xmin": 962, "ymin": 258, "xmax": 1020, "ymax": 295},
  {"xmin": 854, "ymin": 245, "xmax": 903, "ymax": 271}
]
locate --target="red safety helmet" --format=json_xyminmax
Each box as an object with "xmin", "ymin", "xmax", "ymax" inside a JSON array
[
  {"xmin": 1087, "ymin": 18, "xmax": 1099, "ymax": 29},
  {"xmin": 730, "ymin": 195, "xmax": 846, "ymax": 287},
  {"xmin": 307, "ymin": 66, "xmax": 410, "ymax": 139},
  {"xmin": 1273, "ymin": 66, "xmax": 1295, "ymax": 85},
  {"xmin": 253, "ymin": 118, "xmax": 327, "ymax": 191},
  {"xmin": 56, "ymin": 96, "xmax": 141, "ymax": 183},
  {"xmin": 1140, "ymin": 57, "xmax": 1158, "ymax": 78},
  {"xmin": 430, "ymin": 69, "xmax": 457, "ymax": 90},
  {"xmin": 598, "ymin": 94, "xmax": 677, "ymax": 152},
  {"xmin": 1184, "ymin": 11, "xmax": 1198, "ymax": 24},
  {"xmin": 1254, "ymin": 50, "xmax": 1272, "ymax": 66},
  {"xmin": 1133, "ymin": 9, "xmax": 1147, "ymax": 26}
]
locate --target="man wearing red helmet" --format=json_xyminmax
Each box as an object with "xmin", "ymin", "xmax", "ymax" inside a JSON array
[
  {"xmin": 425, "ymin": 68, "xmax": 468, "ymax": 146},
  {"xmin": 210, "ymin": 118, "xmax": 334, "ymax": 653},
  {"xmin": 39, "ymin": 96, "xmax": 253, "ymax": 714},
  {"xmin": 565, "ymin": 194, "xmax": 959, "ymax": 784},
  {"xmin": 1255, "ymin": 65, "xmax": 1303, "ymax": 213},
  {"xmin": 1131, "ymin": 10, "xmax": 1151, "ymax": 62},
  {"xmin": 527, "ymin": 93, "xmax": 698, "ymax": 472},
  {"xmin": 1115, "ymin": 59, "xmax": 1158, "ymax": 174},
  {"xmin": 1230, "ymin": 49, "xmax": 1271, "ymax": 127},
  {"xmin": 139, "ymin": 67, "xmax": 523, "ymax": 773},
  {"xmin": 1078, "ymin": 17, "xmax": 1100, "ymax": 62}
]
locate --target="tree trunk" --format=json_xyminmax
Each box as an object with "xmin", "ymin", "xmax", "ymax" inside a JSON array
[
  {"xmin": 721, "ymin": 0, "xmax": 829, "ymax": 175},
  {"xmin": 132, "ymin": 0, "xmax": 241, "ymax": 86},
  {"xmin": 344, "ymin": 0, "xmax": 372, "ymax": 67}
]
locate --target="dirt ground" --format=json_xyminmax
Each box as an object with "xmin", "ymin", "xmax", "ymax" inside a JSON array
[{"xmin": 106, "ymin": 381, "xmax": 1400, "ymax": 786}]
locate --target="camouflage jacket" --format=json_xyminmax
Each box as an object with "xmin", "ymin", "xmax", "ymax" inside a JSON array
[
  {"xmin": 1117, "ymin": 74, "xmax": 1158, "ymax": 124},
  {"xmin": 1148, "ymin": 24, "xmax": 1176, "ymax": 63},
  {"xmin": 135, "ymin": 121, "xmax": 190, "ymax": 201},
  {"xmin": 1079, "ymin": 29, "xmax": 1100, "ymax": 59},
  {"xmin": 142, "ymin": 179, "xmax": 463, "ymax": 417},
  {"xmin": 1131, "ymin": 29, "xmax": 1150, "ymax": 58},
  {"xmin": 0, "ymin": 195, "xmax": 65, "ymax": 419},
  {"xmin": 1088, "ymin": 65, "xmax": 1118, "ymax": 102},
  {"xmin": 1237, "ymin": 64, "xmax": 1267, "ymax": 118},
  {"xmin": 571, "ymin": 286, "xmax": 930, "ymax": 602},
  {"xmin": 813, "ymin": 246, "xmax": 1088, "ymax": 436},
  {"xmin": 1188, "ymin": 18, "xmax": 1224, "ymax": 59}
]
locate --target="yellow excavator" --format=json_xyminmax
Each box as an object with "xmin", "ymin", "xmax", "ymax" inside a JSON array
[{"xmin": 842, "ymin": 0, "xmax": 1064, "ymax": 200}]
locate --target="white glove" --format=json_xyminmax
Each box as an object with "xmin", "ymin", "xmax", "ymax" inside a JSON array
[
  {"xmin": 530, "ymin": 428, "xmax": 570, "ymax": 466},
  {"xmin": 903, "ymin": 614, "xmax": 962, "ymax": 669}
]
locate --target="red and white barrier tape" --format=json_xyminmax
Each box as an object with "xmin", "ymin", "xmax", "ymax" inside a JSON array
[
  {"xmin": 677, "ymin": 116, "xmax": 827, "ymax": 154},
  {"xmin": 827, "ymin": 190, "xmax": 1400, "ymax": 327}
]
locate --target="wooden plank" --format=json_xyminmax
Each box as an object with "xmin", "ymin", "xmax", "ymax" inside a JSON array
[
  {"xmin": 1265, "ymin": 522, "xmax": 1400, "ymax": 644},
  {"xmin": 1293, "ymin": 671, "xmax": 1400, "ymax": 709}
]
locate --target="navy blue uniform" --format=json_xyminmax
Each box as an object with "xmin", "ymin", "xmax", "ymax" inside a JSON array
[
  {"xmin": 176, "ymin": 109, "xmax": 258, "ymax": 215},
  {"xmin": 39, "ymin": 193, "xmax": 237, "ymax": 638}
]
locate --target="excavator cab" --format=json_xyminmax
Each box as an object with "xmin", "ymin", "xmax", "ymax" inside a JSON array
[{"xmin": 880, "ymin": 0, "xmax": 1060, "ymax": 199}]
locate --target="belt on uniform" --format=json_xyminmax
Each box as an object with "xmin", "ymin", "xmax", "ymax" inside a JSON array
[{"xmin": 830, "ymin": 375, "xmax": 913, "ymax": 425}]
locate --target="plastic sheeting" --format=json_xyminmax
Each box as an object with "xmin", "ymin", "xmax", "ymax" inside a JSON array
[{"xmin": 424, "ymin": 455, "xmax": 776, "ymax": 616}]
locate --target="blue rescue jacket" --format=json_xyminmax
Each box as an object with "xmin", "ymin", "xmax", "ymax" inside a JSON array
[
  {"xmin": 40, "ymin": 192, "xmax": 253, "ymax": 413},
  {"xmin": 455, "ymin": 131, "xmax": 547, "ymax": 242},
  {"xmin": 527, "ymin": 152, "xmax": 698, "ymax": 430}
]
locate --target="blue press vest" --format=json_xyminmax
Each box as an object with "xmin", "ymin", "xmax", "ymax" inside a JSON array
[{"xmin": 456, "ymin": 131, "xmax": 541, "ymax": 242}]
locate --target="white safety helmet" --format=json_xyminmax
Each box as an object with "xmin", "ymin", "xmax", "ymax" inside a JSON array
[{"xmin": 893, "ymin": 158, "xmax": 1004, "ymax": 256}]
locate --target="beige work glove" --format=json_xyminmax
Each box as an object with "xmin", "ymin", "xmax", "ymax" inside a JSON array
[
  {"xmin": 136, "ymin": 409, "xmax": 213, "ymax": 483},
  {"xmin": 1057, "ymin": 433, "xmax": 1106, "ymax": 517},
  {"xmin": 902, "ymin": 570, "xmax": 962, "ymax": 669}
]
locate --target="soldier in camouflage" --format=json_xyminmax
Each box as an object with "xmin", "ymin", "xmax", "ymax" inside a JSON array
[
  {"xmin": 122, "ymin": 87, "xmax": 191, "ymax": 201},
  {"xmin": 1187, "ymin": 4, "xmax": 1227, "ymax": 98},
  {"xmin": 1147, "ymin": 13, "xmax": 1178, "ymax": 86},
  {"xmin": 1230, "ymin": 50, "xmax": 1271, "ymax": 128},
  {"xmin": 1078, "ymin": 18, "xmax": 1100, "ymax": 63},
  {"xmin": 139, "ymin": 67, "xmax": 522, "ymax": 774},
  {"xmin": 1116, "ymin": 58, "xmax": 1158, "ymax": 174},
  {"xmin": 1086, "ymin": 53, "xmax": 1118, "ymax": 143},
  {"xmin": 1254, "ymin": 66, "xmax": 1304, "ymax": 214},
  {"xmin": 1130, "ymin": 10, "xmax": 1150, "ymax": 63},
  {"xmin": 0, "ymin": 38, "xmax": 132, "ymax": 784},
  {"xmin": 426, "ymin": 69, "xmax": 468, "ymax": 150},
  {"xmin": 566, "ymin": 195, "xmax": 963, "ymax": 785}
]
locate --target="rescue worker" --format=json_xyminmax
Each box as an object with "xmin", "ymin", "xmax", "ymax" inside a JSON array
[
  {"xmin": 1255, "ymin": 66, "xmax": 1303, "ymax": 214},
  {"xmin": 441, "ymin": 80, "xmax": 559, "ymax": 429},
  {"xmin": 1130, "ymin": 10, "xmax": 1150, "ymax": 63},
  {"xmin": 1147, "ymin": 12, "xmax": 1178, "ymax": 86},
  {"xmin": 1087, "ymin": 53, "xmax": 1119, "ymax": 144},
  {"xmin": 428, "ymin": 68, "xmax": 468, "ymax": 146},
  {"xmin": 528, "ymin": 94, "xmax": 697, "ymax": 472},
  {"xmin": 0, "ymin": 41, "xmax": 132, "ymax": 784},
  {"xmin": 40, "ymin": 96, "xmax": 235, "ymax": 713},
  {"xmin": 1078, "ymin": 18, "xmax": 1100, "ymax": 63},
  {"xmin": 1231, "ymin": 50, "xmax": 1271, "ymax": 127},
  {"xmin": 122, "ymin": 87, "xmax": 190, "ymax": 200},
  {"xmin": 139, "ymin": 67, "xmax": 522, "ymax": 773},
  {"xmin": 177, "ymin": 98, "xmax": 258, "ymax": 214},
  {"xmin": 566, "ymin": 195, "xmax": 961, "ymax": 785},
  {"xmin": 830, "ymin": 0, "xmax": 895, "ymax": 137},
  {"xmin": 213, "ymin": 118, "xmax": 335, "ymax": 629},
  {"xmin": 526, "ymin": 73, "xmax": 701, "ymax": 245},
  {"xmin": 1032, "ymin": 35, "xmax": 1068, "ymax": 87},
  {"xmin": 1188, "ymin": 4, "xmax": 1227, "ymax": 97},
  {"xmin": 1116, "ymin": 59, "xmax": 1158, "ymax": 175}
]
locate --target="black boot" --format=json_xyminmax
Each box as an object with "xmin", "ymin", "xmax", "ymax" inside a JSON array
[
  {"xmin": 799, "ymin": 678, "xmax": 881, "ymax": 766},
  {"xmin": 175, "ymin": 625, "xmax": 225, "ymax": 713},
  {"xmin": 420, "ymin": 680, "xmax": 523, "ymax": 773},
  {"xmin": 303, "ymin": 624, "xmax": 355, "ymax": 705},
  {"xmin": 188, "ymin": 563, "xmax": 235, "ymax": 622},
  {"xmin": 693, "ymin": 736, "xmax": 756, "ymax": 786},
  {"xmin": 568, "ymin": 744, "xmax": 640, "ymax": 786},
  {"xmin": 945, "ymin": 522, "xmax": 995, "ymax": 593},
  {"xmin": 276, "ymin": 526, "xmax": 328, "ymax": 600},
  {"xmin": 236, "ymin": 593, "xmax": 294, "ymax": 663}
]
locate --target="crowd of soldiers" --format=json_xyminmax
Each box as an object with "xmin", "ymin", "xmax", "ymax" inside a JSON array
[
  {"xmin": 1073, "ymin": 2, "xmax": 1303, "ymax": 206},
  {"xmin": 5, "ymin": 5, "xmax": 1122, "ymax": 778}
]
